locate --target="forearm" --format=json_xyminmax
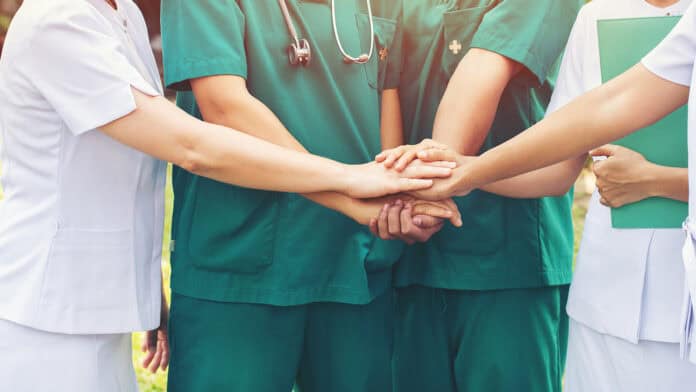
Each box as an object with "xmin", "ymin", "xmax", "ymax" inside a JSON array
[
  {"xmin": 459, "ymin": 65, "xmax": 690, "ymax": 191},
  {"xmin": 100, "ymin": 91, "xmax": 351, "ymax": 194},
  {"xmin": 433, "ymin": 49, "xmax": 521, "ymax": 154},
  {"xmin": 646, "ymin": 164, "xmax": 689, "ymax": 202},
  {"xmin": 196, "ymin": 83, "xmax": 359, "ymax": 218},
  {"xmin": 480, "ymin": 156, "xmax": 586, "ymax": 198},
  {"xmin": 381, "ymin": 89, "xmax": 405, "ymax": 149}
]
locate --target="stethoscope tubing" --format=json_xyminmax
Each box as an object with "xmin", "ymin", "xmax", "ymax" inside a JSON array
[
  {"xmin": 279, "ymin": 0, "xmax": 375, "ymax": 66},
  {"xmin": 331, "ymin": 0, "xmax": 374, "ymax": 64}
]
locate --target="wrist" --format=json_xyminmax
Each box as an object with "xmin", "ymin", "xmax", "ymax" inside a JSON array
[
  {"xmin": 346, "ymin": 198, "xmax": 371, "ymax": 225},
  {"xmin": 335, "ymin": 163, "xmax": 355, "ymax": 195},
  {"xmin": 451, "ymin": 164, "xmax": 473, "ymax": 196},
  {"xmin": 642, "ymin": 162, "xmax": 666, "ymax": 198}
]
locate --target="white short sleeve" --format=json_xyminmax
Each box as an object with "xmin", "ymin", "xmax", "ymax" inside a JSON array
[
  {"xmin": 642, "ymin": 3, "xmax": 696, "ymax": 87},
  {"xmin": 546, "ymin": 6, "xmax": 589, "ymax": 114},
  {"xmin": 22, "ymin": 4, "xmax": 159, "ymax": 135}
]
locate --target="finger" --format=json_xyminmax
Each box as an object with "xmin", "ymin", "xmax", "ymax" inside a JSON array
[
  {"xmin": 441, "ymin": 199, "xmax": 462, "ymax": 227},
  {"xmin": 417, "ymin": 148, "xmax": 458, "ymax": 163},
  {"xmin": 155, "ymin": 337, "xmax": 169, "ymax": 371},
  {"xmin": 395, "ymin": 150, "xmax": 419, "ymax": 171},
  {"xmin": 412, "ymin": 214, "xmax": 442, "ymax": 228},
  {"xmin": 592, "ymin": 159, "xmax": 605, "ymax": 177},
  {"xmin": 388, "ymin": 200, "xmax": 404, "ymax": 236},
  {"xmin": 369, "ymin": 218, "xmax": 379, "ymax": 237},
  {"xmin": 412, "ymin": 203, "xmax": 453, "ymax": 219},
  {"xmin": 599, "ymin": 197, "xmax": 614, "ymax": 208},
  {"xmin": 400, "ymin": 205, "xmax": 413, "ymax": 235},
  {"xmin": 141, "ymin": 346, "xmax": 155, "ymax": 368},
  {"xmin": 402, "ymin": 164, "xmax": 452, "ymax": 179},
  {"xmin": 378, "ymin": 204, "xmax": 393, "ymax": 240},
  {"xmin": 383, "ymin": 147, "xmax": 406, "ymax": 168},
  {"xmin": 590, "ymin": 144, "xmax": 619, "ymax": 158},
  {"xmin": 421, "ymin": 138, "xmax": 449, "ymax": 150},
  {"xmin": 375, "ymin": 150, "xmax": 390, "ymax": 162},
  {"xmin": 425, "ymin": 160, "xmax": 458, "ymax": 169},
  {"xmin": 160, "ymin": 342, "xmax": 170, "ymax": 370},
  {"xmin": 149, "ymin": 345, "xmax": 163, "ymax": 373},
  {"xmin": 394, "ymin": 178, "xmax": 433, "ymax": 193}
]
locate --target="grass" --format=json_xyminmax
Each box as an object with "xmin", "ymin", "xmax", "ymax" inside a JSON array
[{"xmin": 0, "ymin": 162, "xmax": 593, "ymax": 391}]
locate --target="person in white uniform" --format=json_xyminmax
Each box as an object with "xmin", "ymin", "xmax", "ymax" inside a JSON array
[
  {"xmin": 0, "ymin": 1, "xmax": 451, "ymax": 391},
  {"xmin": 550, "ymin": 1, "xmax": 696, "ymax": 390},
  {"xmin": 378, "ymin": 0, "xmax": 696, "ymax": 374}
]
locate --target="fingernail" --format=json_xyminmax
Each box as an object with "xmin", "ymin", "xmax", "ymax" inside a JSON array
[
  {"xmin": 395, "ymin": 199, "xmax": 403, "ymax": 206},
  {"xmin": 414, "ymin": 217, "xmax": 422, "ymax": 226}
]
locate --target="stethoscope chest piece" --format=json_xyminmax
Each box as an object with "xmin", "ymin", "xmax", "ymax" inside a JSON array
[
  {"xmin": 288, "ymin": 38, "xmax": 312, "ymax": 66},
  {"xmin": 279, "ymin": 0, "xmax": 374, "ymax": 68}
]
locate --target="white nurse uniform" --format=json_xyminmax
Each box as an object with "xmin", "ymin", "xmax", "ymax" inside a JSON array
[{"xmin": 0, "ymin": 0, "xmax": 165, "ymax": 390}]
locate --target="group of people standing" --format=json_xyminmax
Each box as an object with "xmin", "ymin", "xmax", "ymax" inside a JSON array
[{"xmin": 1, "ymin": 0, "xmax": 696, "ymax": 391}]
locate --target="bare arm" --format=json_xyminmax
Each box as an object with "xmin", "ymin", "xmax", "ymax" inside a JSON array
[
  {"xmin": 190, "ymin": 76, "xmax": 453, "ymax": 224},
  {"xmin": 432, "ymin": 48, "xmax": 522, "ymax": 155},
  {"xmin": 480, "ymin": 157, "xmax": 586, "ymax": 198},
  {"xmin": 381, "ymin": 89, "xmax": 405, "ymax": 149},
  {"xmin": 99, "ymin": 89, "xmax": 437, "ymax": 198},
  {"xmin": 457, "ymin": 65, "xmax": 690, "ymax": 193}
]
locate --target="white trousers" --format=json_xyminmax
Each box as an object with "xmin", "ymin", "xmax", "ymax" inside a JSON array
[
  {"xmin": 565, "ymin": 319, "xmax": 696, "ymax": 392},
  {"xmin": 0, "ymin": 319, "xmax": 138, "ymax": 392}
]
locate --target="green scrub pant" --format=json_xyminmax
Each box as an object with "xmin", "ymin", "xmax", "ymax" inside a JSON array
[
  {"xmin": 167, "ymin": 291, "xmax": 393, "ymax": 392},
  {"xmin": 393, "ymin": 285, "xmax": 569, "ymax": 392}
]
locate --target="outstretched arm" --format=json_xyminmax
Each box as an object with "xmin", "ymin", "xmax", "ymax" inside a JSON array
[
  {"xmin": 458, "ymin": 65, "xmax": 689, "ymax": 194},
  {"xmin": 99, "ymin": 89, "xmax": 441, "ymax": 199},
  {"xmin": 186, "ymin": 76, "xmax": 455, "ymax": 224}
]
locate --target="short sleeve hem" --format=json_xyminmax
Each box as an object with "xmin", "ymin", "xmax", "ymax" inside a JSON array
[
  {"xmin": 641, "ymin": 57, "xmax": 692, "ymax": 87},
  {"xmin": 164, "ymin": 57, "xmax": 249, "ymax": 92},
  {"xmin": 70, "ymin": 81, "xmax": 159, "ymax": 136},
  {"xmin": 471, "ymin": 32, "xmax": 547, "ymax": 85}
]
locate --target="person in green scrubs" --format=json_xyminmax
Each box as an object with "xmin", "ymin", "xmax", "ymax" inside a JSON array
[
  {"xmin": 160, "ymin": 1, "xmax": 460, "ymax": 391},
  {"xmin": 373, "ymin": 1, "xmax": 583, "ymax": 391}
]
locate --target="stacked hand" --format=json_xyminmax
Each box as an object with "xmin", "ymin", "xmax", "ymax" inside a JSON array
[
  {"xmin": 377, "ymin": 139, "xmax": 472, "ymax": 201},
  {"xmin": 359, "ymin": 139, "xmax": 471, "ymax": 243}
]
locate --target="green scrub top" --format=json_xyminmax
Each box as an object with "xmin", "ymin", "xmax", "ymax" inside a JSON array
[
  {"xmin": 161, "ymin": 0, "xmax": 404, "ymax": 306},
  {"xmin": 394, "ymin": 0, "xmax": 583, "ymax": 291}
]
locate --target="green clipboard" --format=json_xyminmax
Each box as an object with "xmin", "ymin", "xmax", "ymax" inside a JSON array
[{"xmin": 598, "ymin": 16, "xmax": 688, "ymax": 229}]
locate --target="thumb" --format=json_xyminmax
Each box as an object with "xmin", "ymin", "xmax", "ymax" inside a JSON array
[{"xmin": 590, "ymin": 144, "xmax": 619, "ymax": 158}]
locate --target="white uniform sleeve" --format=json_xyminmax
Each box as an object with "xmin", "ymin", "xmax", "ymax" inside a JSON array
[
  {"xmin": 22, "ymin": 4, "xmax": 159, "ymax": 135},
  {"xmin": 546, "ymin": 6, "xmax": 588, "ymax": 115},
  {"xmin": 643, "ymin": 3, "xmax": 696, "ymax": 87}
]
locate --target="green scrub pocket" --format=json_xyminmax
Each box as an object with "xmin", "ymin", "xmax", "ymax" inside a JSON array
[
  {"xmin": 441, "ymin": 2, "xmax": 493, "ymax": 77},
  {"xmin": 434, "ymin": 191, "xmax": 505, "ymax": 255},
  {"xmin": 182, "ymin": 177, "xmax": 279, "ymax": 273}
]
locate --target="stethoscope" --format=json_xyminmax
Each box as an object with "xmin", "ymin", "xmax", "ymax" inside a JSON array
[{"xmin": 278, "ymin": 0, "xmax": 375, "ymax": 66}]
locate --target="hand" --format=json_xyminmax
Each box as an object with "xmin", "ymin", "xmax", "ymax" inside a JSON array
[
  {"xmin": 375, "ymin": 139, "xmax": 454, "ymax": 171},
  {"xmin": 590, "ymin": 144, "xmax": 658, "ymax": 208},
  {"xmin": 368, "ymin": 198, "xmax": 463, "ymax": 244},
  {"xmin": 344, "ymin": 160, "xmax": 455, "ymax": 199},
  {"xmin": 141, "ymin": 301, "xmax": 169, "ymax": 374}
]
